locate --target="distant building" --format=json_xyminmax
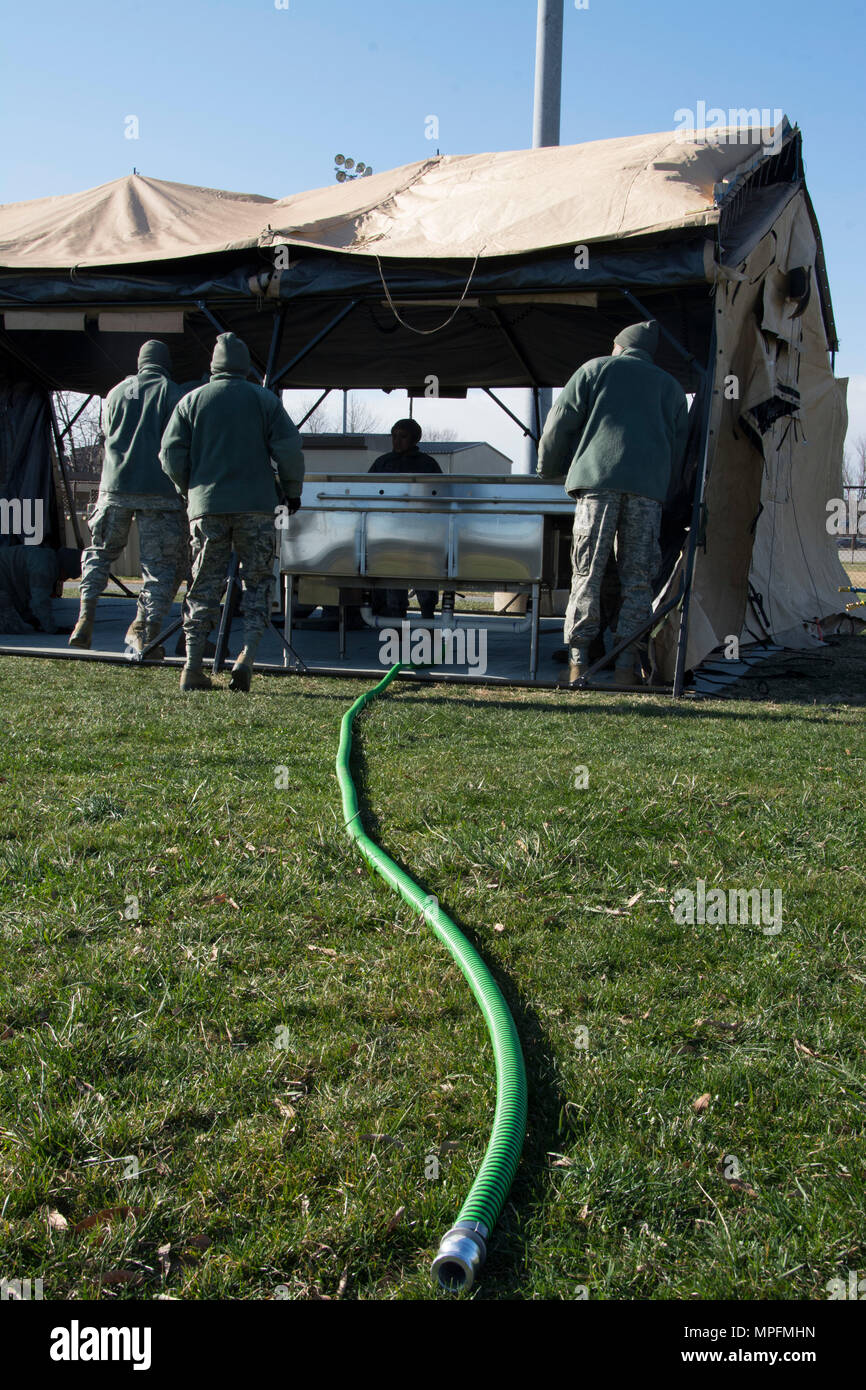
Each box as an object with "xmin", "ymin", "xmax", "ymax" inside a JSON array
[{"xmin": 66, "ymin": 442, "xmax": 103, "ymax": 509}]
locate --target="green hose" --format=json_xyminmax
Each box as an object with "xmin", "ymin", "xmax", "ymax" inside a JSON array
[{"xmin": 336, "ymin": 663, "xmax": 528, "ymax": 1292}]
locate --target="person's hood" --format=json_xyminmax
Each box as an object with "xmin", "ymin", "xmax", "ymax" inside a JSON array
[
  {"xmin": 210, "ymin": 332, "xmax": 252, "ymax": 379},
  {"xmin": 137, "ymin": 340, "xmax": 172, "ymax": 374},
  {"xmin": 614, "ymin": 320, "xmax": 659, "ymax": 359}
]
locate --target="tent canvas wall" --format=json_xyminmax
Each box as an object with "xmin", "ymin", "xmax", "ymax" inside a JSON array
[
  {"xmin": 0, "ymin": 120, "xmax": 850, "ymax": 682},
  {"xmin": 0, "ymin": 364, "xmax": 61, "ymax": 552}
]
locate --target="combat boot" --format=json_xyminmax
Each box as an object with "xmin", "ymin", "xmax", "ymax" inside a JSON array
[
  {"xmin": 614, "ymin": 665, "xmax": 638, "ymax": 687},
  {"xmin": 179, "ymin": 636, "xmax": 213, "ymax": 692},
  {"xmin": 69, "ymin": 599, "xmax": 96, "ymax": 649},
  {"xmin": 142, "ymin": 622, "xmax": 166, "ymax": 662},
  {"xmin": 229, "ymin": 644, "xmax": 255, "ymax": 692},
  {"xmin": 124, "ymin": 606, "xmax": 147, "ymax": 652},
  {"xmin": 180, "ymin": 665, "xmax": 213, "ymax": 691},
  {"xmin": 561, "ymin": 661, "xmax": 588, "ymax": 687},
  {"xmin": 559, "ymin": 645, "xmax": 590, "ymax": 688}
]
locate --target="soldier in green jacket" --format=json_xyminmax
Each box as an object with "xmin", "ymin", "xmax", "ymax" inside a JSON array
[
  {"xmin": 69, "ymin": 340, "xmax": 186, "ymax": 657},
  {"xmin": 160, "ymin": 332, "xmax": 304, "ymax": 693},
  {"xmin": 537, "ymin": 321, "xmax": 688, "ymax": 686}
]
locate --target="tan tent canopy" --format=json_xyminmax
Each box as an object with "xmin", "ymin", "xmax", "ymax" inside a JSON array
[{"xmin": 0, "ymin": 128, "xmax": 805, "ymax": 268}]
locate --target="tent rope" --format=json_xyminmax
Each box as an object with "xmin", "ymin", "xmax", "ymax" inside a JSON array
[{"xmin": 374, "ymin": 250, "xmax": 483, "ymax": 334}]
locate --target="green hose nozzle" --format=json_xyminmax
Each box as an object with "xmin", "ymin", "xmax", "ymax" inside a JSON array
[{"xmin": 336, "ymin": 663, "xmax": 528, "ymax": 1292}]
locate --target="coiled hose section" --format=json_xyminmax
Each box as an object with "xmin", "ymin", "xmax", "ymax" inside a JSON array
[{"xmin": 336, "ymin": 663, "xmax": 528, "ymax": 1292}]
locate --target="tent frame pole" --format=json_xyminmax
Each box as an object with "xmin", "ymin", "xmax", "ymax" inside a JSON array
[
  {"xmin": 672, "ymin": 318, "xmax": 717, "ymax": 697},
  {"xmin": 262, "ymin": 307, "xmax": 287, "ymax": 390},
  {"xmin": 296, "ymin": 389, "xmax": 332, "ymax": 428},
  {"xmin": 55, "ymin": 394, "xmax": 95, "ymax": 440},
  {"xmin": 270, "ymin": 301, "xmax": 360, "ymax": 389},
  {"xmin": 48, "ymin": 396, "xmax": 84, "ymax": 549},
  {"xmin": 482, "ymin": 387, "xmax": 538, "ymax": 442},
  {"xmin": 490, "ymin": 306, "xmax": 543, "ymax": 396},
  {"xmin": 619, "ymin": 287, "xmax": 704, "ymax": 376}
]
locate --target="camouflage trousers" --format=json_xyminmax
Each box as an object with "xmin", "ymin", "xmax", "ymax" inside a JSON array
[
  {"xmin": 185, "ymin": 513, "xmax": 277, "ymax": 656},
  {"xmin": 80, "ymin": 500, "xmax": 186, "ymax": 624},
  {"xmin": 564, "ymin": 490, "xmax": 662, "ymax": 665}
]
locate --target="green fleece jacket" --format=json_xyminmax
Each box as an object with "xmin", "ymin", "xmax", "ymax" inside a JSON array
[
  {"xmin": 537, "ymin": 348, "xmax": 689, "ymax": 504},
  {"xmin": 160, "ymin": 334, "xmax": 304, "ymax": 518},
  {"xmin": 100, "ymin": 341, "xmax": 184, "ymax": 498}
]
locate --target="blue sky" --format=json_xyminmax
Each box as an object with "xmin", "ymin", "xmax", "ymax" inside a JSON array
[{"xmin": 3, "ymin": 0, "xmax": 864, "ymax": 456}]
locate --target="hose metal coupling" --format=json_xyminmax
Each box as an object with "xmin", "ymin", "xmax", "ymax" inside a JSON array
[{"xmin": 431, "ymin": 1220, "xmax": 489, "ymax": 1292}]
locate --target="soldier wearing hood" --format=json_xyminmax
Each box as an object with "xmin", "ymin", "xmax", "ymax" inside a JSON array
[
  {"xmin": 160, "ymin": 332, "xmax": 304, "ymax": 692},
  {"xmin": 537, "ymin": 321, "xmax": 688, "ymax": 686},
  {"xmin": 69, "ymin": 339, "xmax": 187, "ymax": 656}
]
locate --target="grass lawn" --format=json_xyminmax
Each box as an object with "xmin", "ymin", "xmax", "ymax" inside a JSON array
[{"xmin": 0, "ymin": 637, "xmax": 864, "ymax": 1301}]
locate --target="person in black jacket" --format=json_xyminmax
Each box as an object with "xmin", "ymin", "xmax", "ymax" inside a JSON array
[{"xmin": 369, "ymin": 419, "xmax": 441, "ymax": 620}]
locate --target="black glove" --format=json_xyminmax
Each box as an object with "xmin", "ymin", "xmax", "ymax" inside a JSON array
[{"xmin": 286, "ymin": 495, "xmax": 301, "ymax": 515}]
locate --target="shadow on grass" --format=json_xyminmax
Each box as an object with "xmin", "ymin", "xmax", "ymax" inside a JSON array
[{"xmin": 286, "ymin": 684, "xmax": 861, "ymax": 728}]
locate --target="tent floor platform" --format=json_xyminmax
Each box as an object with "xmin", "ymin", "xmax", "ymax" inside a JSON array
[
  {"xmin": 0, "ymin": 597, "xmax": 801, "ymax": 696},
  {"xmin": 0, "ymin": 594, "xmax": 689, "ymax": 692}
]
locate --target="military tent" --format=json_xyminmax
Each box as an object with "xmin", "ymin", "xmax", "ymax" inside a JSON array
[{"xmin": 0, "ymin": 118, "xmax": 850, "ymax": 686}]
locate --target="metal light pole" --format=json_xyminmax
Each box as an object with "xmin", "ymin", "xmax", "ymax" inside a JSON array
[
  {"xmin": 518, "ymin": 0, "xmax": 564, "ymax": 474},
  {"xmin": 532, "ymin": 0, "xmax": 564, "ymax": 147},
  {"xmin": 335, "ymin": 154, "xmax": 372, "ymax": 436}
]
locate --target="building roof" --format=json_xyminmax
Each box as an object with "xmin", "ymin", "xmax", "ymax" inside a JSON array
[{"xmin": 300, "ymin": 432, "xmax": 508, "ymax": 461}]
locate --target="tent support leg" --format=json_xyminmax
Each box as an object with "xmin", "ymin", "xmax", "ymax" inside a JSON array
[
  {"xmin": 672, "ymin": 320, "xmax": 718, "ymax": 697},
  {"xmin": 529, "ymin": 582, "xmax": 540, "ymax": 679}
]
